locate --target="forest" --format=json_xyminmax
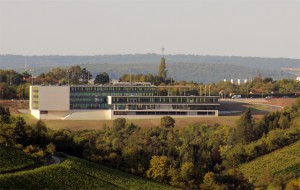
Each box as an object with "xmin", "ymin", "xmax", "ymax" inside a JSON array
[{"xmin": 0, "ymin": 98, "xmax": 300, "ymax": 189}]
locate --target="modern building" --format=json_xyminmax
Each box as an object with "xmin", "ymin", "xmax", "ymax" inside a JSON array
[{"xmin": 29, "ymin": 83, "xmax": 219, "ymax": 120}]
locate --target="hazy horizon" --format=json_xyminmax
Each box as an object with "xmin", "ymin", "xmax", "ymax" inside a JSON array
[
  {"xmin": 1, "ymin": 0, "xmax": 299, "ymax": 59},
  {"xmin": 0, "ymin": 53, "xmax": 300, "ymax": 60}
]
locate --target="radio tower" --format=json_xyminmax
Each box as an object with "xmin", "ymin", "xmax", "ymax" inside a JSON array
[
  {"xmin": 161, "ymin": 47, "xmax": 165, "ymax": 58},
  {"xmin": 24, "ymin": 58, "xmax": 28, "ymax": 72}
]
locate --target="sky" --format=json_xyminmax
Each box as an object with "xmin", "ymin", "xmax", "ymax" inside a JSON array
[{"xmin": 0, "ymin": 0, "xmax": 299, "ymax": 58}]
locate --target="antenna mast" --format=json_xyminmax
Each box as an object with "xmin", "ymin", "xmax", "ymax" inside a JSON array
[
  {"xmin": 161, "ymin": 47, "xmax": 165, "ymax": 58},
  {"xmin": 24, "ymin": 58, "xmax": 28, "ymax": 72}
]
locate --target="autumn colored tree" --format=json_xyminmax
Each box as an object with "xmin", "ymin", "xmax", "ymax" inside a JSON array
[{"xmin": 146, "ymin": 155, "xmax": 172, "ymax": 182}]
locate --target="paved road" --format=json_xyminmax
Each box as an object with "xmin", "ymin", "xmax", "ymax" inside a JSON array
[{"xmin": 52, "ymin": 156, "xmax": 61, "ymax": 164}]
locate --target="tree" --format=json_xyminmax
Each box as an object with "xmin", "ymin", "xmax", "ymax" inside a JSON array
[
  {"xmin": 17, "ymin": 84, "xmax": 29, "ymax": 99},
  {"xmin": 22, "ymin": 71, "xmax": 32, "ymax": 78},
  {"xmin": 201, "ymin": 172, "xmax": 225, "ymax": 190},
  {"xmin": 146, "ymin": 156, "xmax": 172, "ymax": 182},
  {"xmin": 0, "ymin": 105, "xmax": 11, "ymax": 124},
  {"xmin": 94, "ymin": 72, "xmax": 110, "ymax": 84},
  {"xmin": 235, "ymin": 109, "xmax": 256, "ymax": 144},
  {"xmin": 69, "ymin": 65, "xmax": 82, "ymax": 85},
  {"xmin": 157, "ymin": 57, "xmax": 167, "ymax": 81},
  {"xmin": 81, "ymin": 68, "xmax": 92, "ymax": 84},
  {"xmin": 13, "ymin": 116, "xmax": 29, "ymax": 146},
  {"xmin": 160, "ymin": 116, "xmax": 175, "ymax": 128},
  {"xmin": 113, "ymin": 118, "xmax": 126, "ymax": 131},
  {"xmin": 285, "ymin": 178, "xmax": 300, "ymax": 190},
  {"xmin": 46, "ymin": 142, "xmax": 56, "ymax": 155},
  {"xmin": 31, "ymin": 120, "xmax": 48, "ymax": 147},
  {"xmin": 180, "ymin": 162, "xmax": 196, "ymax": 186}
]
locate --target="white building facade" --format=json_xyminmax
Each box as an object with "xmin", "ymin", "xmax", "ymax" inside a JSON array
[{"xmin": 29, "ymin": 85, "xmax": 219, "ymax": 120}]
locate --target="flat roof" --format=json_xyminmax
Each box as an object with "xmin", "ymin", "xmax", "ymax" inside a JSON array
[{"xmin": 31, "ymin": 85, "xmax": 191, "ymax": 88}]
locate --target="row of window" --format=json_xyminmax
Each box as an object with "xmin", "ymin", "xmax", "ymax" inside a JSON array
[
  {"xmin": 70, "ymin": 98, "xmax": 106, "ymax": 103},
  {"xmin": 70, "ymin": 92, "xmax": 155, "ymax": 97},
  {"xmin": 113, "ymin": 104, "xmax": 217, "ymax": 111},
  {"xmin": 70, "ymin": 103, "xmax": 109, "ymax": 109},
  {"xmin": 112, "ymin": 97, "xmax": 218, "ymax": 103},
  {"xmin": 113, "ymin": 111, "xmax": 216, "ymax": 116},
  {"xmin": 70, "ymin": 87, "xmax": 157, "ymax": 92}
]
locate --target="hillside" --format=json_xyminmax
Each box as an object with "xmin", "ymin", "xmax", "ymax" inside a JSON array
[
  {"xmin": 0, "ymin": 155, "xmax": 176, "ymax": 190},
  {"xmin": 0, "ymin": 54, "xmax": 298, "ymax": 83},
  {"xmin": 1, "ymin": 54, "xmax": 299, "ymax": 70},
  {"xmin": 239, "ymin": 140, "xmax": 300, "ymax": 184},
  {"xmin": 0, "ymin": 146, "xmax": 35, "ymax": 173}
]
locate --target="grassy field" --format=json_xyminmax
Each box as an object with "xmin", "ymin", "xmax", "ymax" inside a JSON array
[
  {"xmin": 239, "ymin": 140, "xmax": 300, "ymax": 184},
  {"xmin": 0, "ymin": 155, "xmax": 176, "ymax": 190},
  {"xmin": 264, "ymin": 98, "xmax": 297, "ymax": 108},
  {"xmin": 43, "ymin": 116, "xmax": 241, "ymax": 130}
]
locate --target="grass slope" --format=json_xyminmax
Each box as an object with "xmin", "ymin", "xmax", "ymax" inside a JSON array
[
  {"xmin": 0, "ymin": 146, "xmax": 35, "ymax": 173},
  {"xmin": 0, "ymin": 155, "xmax": 176, "ymax": 190},
  {"xmin": 239, "ymin": 140, "xmax": 300, "ymax": 184}
]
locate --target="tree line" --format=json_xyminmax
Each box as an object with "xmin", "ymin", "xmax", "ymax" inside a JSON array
[{"xmin": 1, "ymin": 63, "xmax": 299, "ymax": 100}]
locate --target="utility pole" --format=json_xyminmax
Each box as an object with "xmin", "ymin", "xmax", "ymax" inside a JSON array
[
  {"xmin": 10, "ymin": 69, "xmax": 12, "ymax": 85},
  {"xmin": 199, "ymin": 85, "xmax": 202, "ymax": 96},
  {"xmin": 209, "ymin": 85, "xmax": 211, "ymax": 96}
]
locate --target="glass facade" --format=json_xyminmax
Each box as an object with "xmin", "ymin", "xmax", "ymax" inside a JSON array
[
  {"xmin": 70, "ymin": 86, "xmax": 157, "ymax": 109},
  {"xmin": 111, "ymin": 96, "xmax": 218, "ymax": 104},
  {"xmin": 116, "ymin": 104, "xmax": 218, "ymax": 111}
]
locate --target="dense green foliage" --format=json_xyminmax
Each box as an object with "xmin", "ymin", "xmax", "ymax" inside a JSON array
[
  {"xmin": 240, "ymin": 141, "xmax": 300, "ymax": 189},
  {"xmin": 158, "ymin": 57, "xmax": 167, "ymax": 81},
  {"xmin": 94, "ymin": 72, "xmax": 110, "ymax": 84},
  {"xmin": 0, "ymin": 155, "xmax": 176, "ymax": 190},
  {"xmin": 235, "ymin": 109, "xmax": 256, "ymax": 144},
  {"xmin": 0, "ymin": 146, "xmax": 35, "ymax": 173}
]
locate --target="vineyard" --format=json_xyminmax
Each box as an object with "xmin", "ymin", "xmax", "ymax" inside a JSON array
[
  {"xmin": 0, "ymin": 146, "xmax": 35, "ymax": 173},
  {"xmin": 0, "ymin": 155, "xmax": 176, "ymax": 190},
  {"xmin": 239, "ymin": 140, "xmax": 300, "ymax": 184}
]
